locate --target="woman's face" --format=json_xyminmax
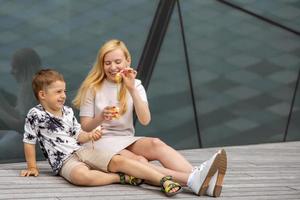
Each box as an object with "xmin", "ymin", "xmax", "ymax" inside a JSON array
[{"xmin": 103, "ymin": 48, "xmax": 129, "ymax": 82}]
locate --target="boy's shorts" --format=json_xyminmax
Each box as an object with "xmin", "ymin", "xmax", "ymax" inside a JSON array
[{"xmin": 59, "ymin": 147, "xmax": 117, "ymax": 182}]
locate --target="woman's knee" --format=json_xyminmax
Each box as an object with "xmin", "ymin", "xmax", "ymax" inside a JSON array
[{"xmin": 150, "ymin": 138, "xmax": 167, "ymax": 149}]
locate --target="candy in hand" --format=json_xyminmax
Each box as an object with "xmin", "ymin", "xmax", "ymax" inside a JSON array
[
  {"xmin": 115, "ymin": 72, "xmax": 122, "ymax": 83},
  {"xmin": 111, "ymin": 106, "xmax": 120, "ymax": 120},
  {"xmin": 95, "ymin": 125, "xmax": 102, "ymax": 132}
]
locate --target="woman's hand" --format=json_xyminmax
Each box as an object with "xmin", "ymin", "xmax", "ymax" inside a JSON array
[
  {"xmin": 120, "ymin": 68, "xmax": 137, "ymax": 92},
  {"xmin": 103, "ymin": 106, "xmax": 120, "ymax": 121}
]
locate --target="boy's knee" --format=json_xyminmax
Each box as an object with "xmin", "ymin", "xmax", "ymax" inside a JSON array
[{"xmin": 69, "ymin": 167, "xmax": 92, "ymax": 186}]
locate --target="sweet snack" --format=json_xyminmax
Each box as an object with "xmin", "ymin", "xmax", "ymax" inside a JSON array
[
  {"xmin": 115, "ymin": 72, "xmax": 122, "ymax": 83},
  {"xmin": 110, "ymin": 106, "xmax": 120, "ymax": 120}
]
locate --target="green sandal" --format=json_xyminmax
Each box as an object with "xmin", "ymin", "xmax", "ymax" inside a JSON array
[
  {"xmin": 160, "ymin": 176, "xmax": 183, "ymax": 196},
  {"xmin": 118, "ymin": 172, "xmax": 144, "ymax": 186}
]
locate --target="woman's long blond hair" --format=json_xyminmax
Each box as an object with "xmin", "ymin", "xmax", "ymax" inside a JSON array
[{"xmin": 73, "ymin": 39, "xmax": 131, "ymax": 115}]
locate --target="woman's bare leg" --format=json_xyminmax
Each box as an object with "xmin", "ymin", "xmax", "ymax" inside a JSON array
[
  {"xmin": 69, "ymin": 164, "xmax": 119, "ymax": 186},
  {"xmin": 126, "ymin": 138, "xmax": 193, "ymax": 173}
]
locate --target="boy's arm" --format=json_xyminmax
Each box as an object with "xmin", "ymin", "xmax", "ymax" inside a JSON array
[
  {"xmin": 77, "ymin": 126, "xmax": 102, "ymax": 144},
  {"xmin": 20, "ymin": 143, "xmax": 39, "ymax": 177},
  {"xmin": 77, "ymin": 130, "xmax": 91, "ymax": 144}
]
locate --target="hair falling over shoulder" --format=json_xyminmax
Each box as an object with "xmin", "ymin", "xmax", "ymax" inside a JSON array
[{"xmin": 72, "ymin": 39, "xmax": 131, "ymax": 115}]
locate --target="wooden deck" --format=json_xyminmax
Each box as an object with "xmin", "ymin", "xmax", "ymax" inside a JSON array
[{"xmin": 0, "ymin": 141, "xmax": 300, "ymax": 200}]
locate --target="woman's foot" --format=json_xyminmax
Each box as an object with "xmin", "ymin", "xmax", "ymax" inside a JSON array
[
  {"xmin": 206, "ymin": 149, "xmax": 227, "ymax": 197},
  {"xmin": 188, "ymin": 150, "xmax": 224, "ymax": 196},
  {"xmin": 160, "ymin": 176, "xmax": 182, "ymax": 196}
]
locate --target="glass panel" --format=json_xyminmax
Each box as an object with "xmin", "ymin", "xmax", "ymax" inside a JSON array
[
  {"xmin": 180, "ymin": 0, "xmax": 300, "ymax": 147},
  {"xmin": 0, "ymin": 0, "xmax": 158, "ymax": 163},
  {"xmin": 287, "ymin": 75, "xmax": 300, "ymax": 141},
  {"xmin": 135, "ymin": 5, "xmax": 199, "ymax": 149},
  {"xmin": 228, "ymin": 0, "xmax": 300, "ymax": 32}
]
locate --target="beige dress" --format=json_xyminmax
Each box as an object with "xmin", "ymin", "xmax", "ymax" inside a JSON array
[{"xmin": 80, "ymin": 79, "xmax": 147, "ymax": 156}]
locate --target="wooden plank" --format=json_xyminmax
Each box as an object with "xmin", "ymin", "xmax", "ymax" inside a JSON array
[{"xmin": 0, "ymin": 141, "xmax": 300, "ymax": 199}]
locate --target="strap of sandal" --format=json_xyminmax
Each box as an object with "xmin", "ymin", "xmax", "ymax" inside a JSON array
[
  {"xmin": 118, "ymin": 173, "xmax": 143, "ymax": 186},
  {"xmin": 163, "ymin": 182, "xmax": 181, "ymax": 193},
  {"xmin": 160, "ymin": 175, "xmax": 172, "ymax": 187},
  {"xmin": 118, "ymin": 172, "xmax": 126, "ymax": 184},
  {"xmin": 160, "ymin": 176, "xmax": 182, "ymax": 196},
  {"xmin": 128, "ymin": 176, "xmax": 144, "ymax": 186}
]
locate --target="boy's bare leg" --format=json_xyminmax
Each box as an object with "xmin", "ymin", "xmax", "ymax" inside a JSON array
[
  {"xmin": 108, "ymin": 155, "xmax": 180, "ymax": 192},
  {"xmin": 69, "ymin": 164, "xmax": 119, "ymax": 186},
  {"xmin": 120, "ymin": 149, "xmax": 189, "ymax": 185},
  {"xmin": 126, "ymin": 138, "xmax": 193, "ymax": 172},
  {"xmin": 108, "ymin": 155, "xmax": 161, "ymax": 185}
]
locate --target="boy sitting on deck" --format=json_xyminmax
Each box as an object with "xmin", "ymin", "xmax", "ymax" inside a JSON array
[{"xmin": 20, "ymin": 69, "xmax": 183, "ymax": 196}]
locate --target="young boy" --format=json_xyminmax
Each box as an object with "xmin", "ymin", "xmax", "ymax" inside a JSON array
[{"xmin": 20, "ymin": 69, "xmax": 183, "ymax": 196}]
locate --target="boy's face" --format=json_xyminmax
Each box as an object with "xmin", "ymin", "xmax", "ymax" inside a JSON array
[
  {"xmin": 39, "ymin": 80, "xmax": 66, "ymax": 114},
  {"xmin": 103, "ymin": 48, "xmax": 130, "ymax": 82}
]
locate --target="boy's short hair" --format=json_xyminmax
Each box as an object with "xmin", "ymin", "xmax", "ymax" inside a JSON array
[{"xmin": 32, "ymin": 69, "xmax": 65, "ymax": 100}]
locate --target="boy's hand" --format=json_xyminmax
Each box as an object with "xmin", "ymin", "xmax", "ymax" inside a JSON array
[
  {"xmin": 90, "ymin": 126, "xmax": 102, "ymax": 141},
  {"xmin": 22, "ymin": 143, "xmax": 38, "ymax": 177},
  {"xmin": 20, "ymin": 167, "xmax": 39, "ymax": 177}
]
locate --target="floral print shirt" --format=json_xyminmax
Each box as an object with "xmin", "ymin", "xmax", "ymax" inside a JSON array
[{"xmin": 23, "ymin": 104, "xmax": 82, "ymax": 174}]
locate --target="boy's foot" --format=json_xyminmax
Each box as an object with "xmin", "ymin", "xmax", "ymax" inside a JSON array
[
  {"xmin": 188, "ymin": 151, "xmax": 222, "ymax": 196},
  {"xmin": 118, "ymin": 173, "xmax": 144, "ymax": 186},
  {"xmin": 206, "ymin": 149, "xmax": 227, "ymax": 197}
]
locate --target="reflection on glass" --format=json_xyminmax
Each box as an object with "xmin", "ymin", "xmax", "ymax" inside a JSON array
[
  {"xmin": 136, "ymin": 5, "xmax": 199, "ymax": 149},
  {"xmin": 287, "ymin": 74, "xmax": 300, "ymax": 141},
  {"xmin": 0, "ymin": 48, "xmax": 40, "ymax": 133},
  {"xmin": 0, "ymin": 48, "xmax": 41, "ymax": 163},
  {"xmin": 180, "ymin": 0, "xmax": 300, "ymax": 147},
  {"xmin": 228, "ymin": 0, "xmax": 300, "ymax": 32},
  {"xmin": 0, "ymin": 0, "xmax": 157, "ymax": 163}
]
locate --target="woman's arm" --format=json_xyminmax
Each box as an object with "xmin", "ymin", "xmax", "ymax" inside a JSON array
[
  {"xmin": 122, "ymin": 68, "xmax": 151, "ymax": 126},
  {"xmin": 80, "ymin": 115, "xmax": 104, "ymax": 132},
  {"xmin": 128, "ymin": 88, "xmax": 151, "ymax": 125}
]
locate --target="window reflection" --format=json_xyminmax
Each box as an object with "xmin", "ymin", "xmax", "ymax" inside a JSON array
[{"xmin": 0, "ymin": 48, "xmax": 40, "ymax": 133}]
